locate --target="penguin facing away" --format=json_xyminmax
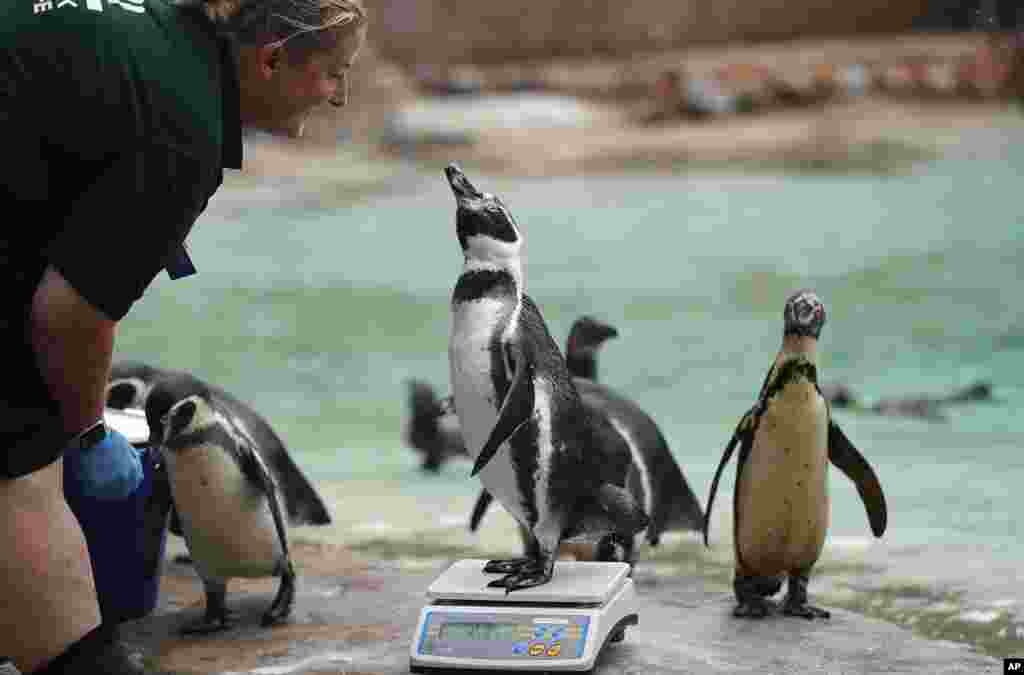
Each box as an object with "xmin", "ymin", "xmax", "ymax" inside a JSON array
[
  {"xmin": 445, "ymin": 163, "xmax": 648, "ymax": 591},
  {"xmin": 402, "ymin": 378, "xmax": 469, "ymax": 472},
  {"xmin": 704, "ymin": 290, "xmax": 887, "ymax": 619},
  {"xmin": 469, "ymin": 315, "xmax": 705, "ymax": 555},
  {"xmin": 107, "ymin": 361, "xmax": 332, "ymax": 530},
  {"xmin": 145, "ymin": 373, "xmax": 297, "ymax": 633}
]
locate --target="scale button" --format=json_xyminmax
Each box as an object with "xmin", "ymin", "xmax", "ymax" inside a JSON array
[
  {"xmin": 547, "ymin": 643, "xmax": 562, "ymax": 657},
  {"xmin": 512, "ymin": 642, "xmax": 529, "ymax": 655},
  {"xmin": 528, "ymin": 643, "xmax": 546, "ymax": 656}
]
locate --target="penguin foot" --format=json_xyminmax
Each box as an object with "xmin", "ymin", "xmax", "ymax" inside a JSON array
[
  {"xmin": 782, "ymin": 571, "xmax": 829, "ymax": 619},
  {"xmin": 782, "ymin": 600, "xmax": 831, "ymax": 620},
  {"xmin": 732, "ymin": 597, "xmax": 776, "ymax": 618},
  {"xmin": 179, "ymin": 608, "xmax": 238, "ymax": 635},
  {"xmin": 483, "ymin": 557, "xmax": 534, "ymax": 575},
  {"xmin": 261, "ymin": 565, "xmax": 296, "ymax": 627},
  {"xmin": 488, "ymin": 566, "xmax": 554, "ymax": 593}
]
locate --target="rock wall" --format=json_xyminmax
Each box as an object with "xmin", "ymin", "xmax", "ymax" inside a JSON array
[{"xmin": 365, "ymin": 0, "xmax": 934, "ymax": 65}]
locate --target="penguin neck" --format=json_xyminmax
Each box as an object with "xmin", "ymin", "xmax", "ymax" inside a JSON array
[
  {"xmin": 566, "ymin": 349, "xmax": 597, "ymax": 381},
  {"xmin": 464, "ymin": 256, "xmax": 522, "ymax": 287},
  {"xmin": 778, "ymin": 334, "xmax": 818, "ymax": 365},
  {"xmin": 453, "ymin": 258, "xmax": 523, "ymax": 305}
]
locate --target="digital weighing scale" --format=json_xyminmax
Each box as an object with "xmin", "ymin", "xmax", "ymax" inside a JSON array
[{"xmin": 410, "ymin": 559, "xmax": 638, "ymax": 673}]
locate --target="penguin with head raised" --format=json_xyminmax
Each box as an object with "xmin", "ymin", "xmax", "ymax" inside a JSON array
[
  {"xmin": 703, "ymin": 290, "xmax": 888, "ymax": 619},
  {"xmin": 445, "ymin": 163, "xmax": 648, "ymax": 591},
  {"xmin": 145, "ymin": 373, "xmax": 298, "ymax": 633},
  {"xmin": 469, "ymin": 315, "xmax": 705, "ymax": 555}
]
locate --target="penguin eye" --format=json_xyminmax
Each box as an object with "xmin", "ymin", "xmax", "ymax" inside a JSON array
[{"xmin": 169, "ymin": 400, "xmax": 197, "ymax": 438}]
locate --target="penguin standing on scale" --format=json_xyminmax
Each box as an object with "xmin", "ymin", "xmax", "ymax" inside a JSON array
[
  {"xmin": 468, "ymin": 315, "xmax": 705, "ymax": 556},
  {"xmin": 704, "ymin": 290, "xmax": 888, "ymax": 619},
  {"xmin": 445, "ymin": 163, "xmax": 648, "ymax": 591}
]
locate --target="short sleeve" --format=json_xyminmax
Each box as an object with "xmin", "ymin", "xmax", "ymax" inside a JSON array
[{"xmin": 46, "ymin": 144, "xmax": 215, "ymax": 321}]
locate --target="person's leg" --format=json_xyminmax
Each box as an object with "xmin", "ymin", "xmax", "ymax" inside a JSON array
[{"xmin": 0, "ymin": 458, "xmax": 102, "ymax": 673}]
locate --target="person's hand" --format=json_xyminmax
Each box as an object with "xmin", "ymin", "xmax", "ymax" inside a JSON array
[{"xmin": 66, "ymin": 428, "xmax": 144, "ymax": 500}]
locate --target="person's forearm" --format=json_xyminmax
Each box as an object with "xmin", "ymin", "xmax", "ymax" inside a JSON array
[{"xmin": 29, "ymin": 266, "xmax": 115, "ymax": 435}]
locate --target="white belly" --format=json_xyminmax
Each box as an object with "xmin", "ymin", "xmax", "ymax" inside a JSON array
[
  {"xmin": 165, "ymin": 445, "xmax": 284, "ymax": 579},
  {"xmin": 450, "ymin": 298, "xmax": 532, "ymax": 527},
  {"xmin": 736, "ymin": 383, "xmax": 829, "ymax": 575}
]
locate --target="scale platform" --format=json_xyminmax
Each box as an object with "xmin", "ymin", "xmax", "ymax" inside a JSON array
[
  {"xmin": 410, "ymin": 559, "xmax": 638, "ymax": 673},
  {"xmin": 104, "ymin": 407, "xmax": 150, "ymax": 447}
]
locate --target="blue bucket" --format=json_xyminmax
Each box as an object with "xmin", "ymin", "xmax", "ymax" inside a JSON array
[{"xmin": 64, "ymin": 445, "xmax": 172, "ymax": 625}]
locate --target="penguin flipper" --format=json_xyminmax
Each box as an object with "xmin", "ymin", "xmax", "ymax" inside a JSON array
[
  {"xmin": 468, "ymin": 488, "xmax": 494, "ymax": 532},
  {"xmin": 828, "ymin": 421, "xmax": 887, "ymax": 537},
  {"xmin": 470, "ymin": 358, "xmax": 536, "ymax": 477},
  {"xmin": 703, "ymin": 410, "xmax": 754, "ymax": 547},
  {"xmin": 238, "ymin": 448, "xmax": 292, "ymax": 558}
]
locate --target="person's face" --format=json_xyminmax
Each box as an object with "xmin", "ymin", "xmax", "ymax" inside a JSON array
[{"xmin": 239, "ymin": 23, "xmax": 367, "ymax": 138}]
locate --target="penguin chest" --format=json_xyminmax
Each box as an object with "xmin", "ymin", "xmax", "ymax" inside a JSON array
[
  {"xmin": 736, "ymin": 384, "xmax": 829, "ymax": 575},
  {"xmin": 449, "ymin": 298, "xmax": 510, "ymax": 410},
  {"xmin": 165, "ymin": 447, "xmax": 283, "ymax": 579}
]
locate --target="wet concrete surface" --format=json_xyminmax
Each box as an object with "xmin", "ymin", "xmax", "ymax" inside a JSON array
[{"xmin": 93, "ymin": 541, "xmax": 1003, "ymax": 675}]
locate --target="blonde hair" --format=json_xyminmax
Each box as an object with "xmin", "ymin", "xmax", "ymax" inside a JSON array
[{"xmin": 178, "ymin": 0, "xmax": 367, "ymax": 59}]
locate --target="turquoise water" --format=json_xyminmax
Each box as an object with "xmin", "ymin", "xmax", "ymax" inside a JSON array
[{"xmin": 117, "ymin": 122, "xmax": 1023, "ymax": 656}]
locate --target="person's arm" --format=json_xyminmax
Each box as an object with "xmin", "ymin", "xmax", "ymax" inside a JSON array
[{"xmin": 28, "ymin": 266, "xmax": 114, "ymax": 436}]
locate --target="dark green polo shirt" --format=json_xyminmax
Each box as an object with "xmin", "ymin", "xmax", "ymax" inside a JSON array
[
  {"xmin": 0, "ymin": 0, "xmax": 242, "ymax": 321},
  {"xmin": 0, "ymin": 0, "xmax": 242, "ymax": 477}
]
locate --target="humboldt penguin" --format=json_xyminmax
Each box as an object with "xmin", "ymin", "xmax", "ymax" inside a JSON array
[
  {"xmin": 402, "ymin": 379, "xmax": 469, "ymax": 472},
  {"xmin": 704, "ymin": 290, "xmax": 888, "ymax": 619},
  {"xmin": 469, "ymin": 316, "xmax": 705, "ymax": 554},
  {"xmin": 106, "ymin": 361, "xmax": 332, "ymax": 529},
  {"xmin": 146, "ymin": 373, "xmax": 296, "ymax": 633},
  {"xmin": 565, "ymin": 315, "xmax": 619, "ymax": 381},
  {"xmin": 445, "ymin": 163, "xmax": 648, "ymax": 591}
]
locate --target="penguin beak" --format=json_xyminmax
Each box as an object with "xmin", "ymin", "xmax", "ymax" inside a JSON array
[
  {"xmin": 600, "ymin": 325, "xmax": 619, "ymax": 342},
  {"xmin": 445, "ymin": 163, "xmax": 483, "ymax": 202}
]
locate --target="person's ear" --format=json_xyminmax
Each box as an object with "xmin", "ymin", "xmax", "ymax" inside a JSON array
[{"xmin": 257, "ymin": 43, "xmax": 283, "ymax": 79}]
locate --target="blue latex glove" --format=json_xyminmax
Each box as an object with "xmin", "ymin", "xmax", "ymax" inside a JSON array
[{"xmin": 65, "ymin": 428, "xmax": 145, "ymax": 500}]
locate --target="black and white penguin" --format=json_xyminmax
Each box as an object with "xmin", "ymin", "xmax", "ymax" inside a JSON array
[
  {"xmin": 703, "ymin": 290, "xmax": 888, "ymax": 619},
  {"xmin": 107, "ymin": 361, "xmax": 332, "ymax": 529},
  {"xmin": 402, "ymin": 379, "xmax": 469, "ymax": 472},
  {"xmin": 469, "ymin": 315, "xmax": 705, "ymax": 553},
  {"xmin": 106, "ymin": 360, "xmax": 166, "ymax": 410},
  {"xmin": 145, "ymin": 373, "xmax": 297, "ymax": 633},
  {"xmin": 564, "ymin": 315, "xmax": 619, "ymax": 381},
  {"xmin": 445, "ymin": 163, "xmax": 648, "ymax": 591}
]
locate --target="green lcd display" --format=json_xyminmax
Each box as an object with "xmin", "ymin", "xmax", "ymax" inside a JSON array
[{"xmin": 439, "ymin": 622, "xmax": 521, "ymax": 641}]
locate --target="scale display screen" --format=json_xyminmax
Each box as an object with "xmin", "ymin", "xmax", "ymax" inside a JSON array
[{"xmin": 418, "ymin": 612, "xmax": 590, "ymax": 660}]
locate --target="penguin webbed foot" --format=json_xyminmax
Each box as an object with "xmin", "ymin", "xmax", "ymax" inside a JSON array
[
  {"xmin": 261, "ymin": 562, "xmax": 296, "ymax": 628},
  {"xmin": 732, "ymin": 574, "xmax": 781, "ymax": 619},
  {"xmin": 782, "ymin": 572, "xmax": 830, "ymax": 620},
  {"xmin": 180, "ymin": 606, "xmax": 238, "ymax": 635},
  {"xmin": 782, "ymin": 600, "xmax": 831, "ymax": 620},
  {"xmin": 182, "ymin": 580, "xmax": 236, "ymax": 635},
  {"xmin": 732, "ymin": 597, "xmax": 777, "ymax": 618},
  {"xmin": 482, "ymin": 557, "xmax": 534, "ymax": 575},
  {"xmin": 488, "ymin": 561, "xmax": 553, "ymax": 593}
]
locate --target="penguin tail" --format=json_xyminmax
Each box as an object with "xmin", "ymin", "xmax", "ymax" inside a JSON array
[{"xmin": 563, "ymin": 484, "xmax": 649, "ymax": 544}]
